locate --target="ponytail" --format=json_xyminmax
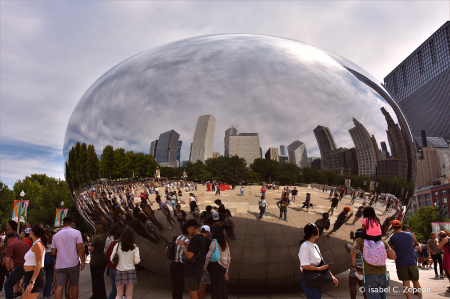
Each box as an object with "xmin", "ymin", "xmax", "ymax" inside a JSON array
[{"xmin": 31, "ymin": 223, "xmax": 48, "ymax": 247}]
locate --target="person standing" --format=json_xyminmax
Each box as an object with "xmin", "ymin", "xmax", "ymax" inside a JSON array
[
  {"xmin": 240, "ymin": 186, "xmax": 245, "ymax": 196},
  {"xmin": 260, "ymin": 186, "xmax": 266, "ymax": 198},
  {"xmin": 174, "ymin": 204, "xmax": 187, "ymax": 230},
  {"xmin": 299, "ymin": 223, "xmax": 339, "ymax": 298},
  {"xmin": 111, "ymin": 227, "xmax": 140, "ymax": 299},
  {"xmin": 389, "ymin": 221, "xmax": 423, "ymax": 299},
  {"xmin": 437, "ymin": 231, "xmax": 450, "ymax": 290},
  {"xmin": 51, "ymin": 216, "xmax": 85, "ymax": 299},
  {"xmin": 4, "ymin": 232, "xmax": 29, "ymax": 299},
  {"xmin": 291, "ymin": 187, "xmax": 298, "ymax": 202},
  {"xmin": 204, "ymin": 226, "xmax": 230, "ymax": 299},
  {"xmin": 258, "ymin": 196, "xmax": 268, "ymax": 220},
  {"xmin": 156, "ymin": 196, "xmax": 176, "ymax": 230},
  {"xmin": 277, "ymin": 194, "xmax": 290, "ymax": 221},
  {"xmin": 0, "ymin": 220, "xmax": 17, "ymax": 297},
  {"xmin": 105, "ymin": 228, "xmax": 123, "ymax": 299},
  {"xmin": 166, "ymin": 225, "xmax": 189, "ymax": 299},
  {"xmin": 327, "ymin": 195, "xmax": 339, "ymax": 216},
  {"xmin": 88, "ymin": 224, "xmax": 108, "ymax": 299},
  {"xmin": 22, "ymin": 224, "xmax": 47, "ymax": 299},
  {"xmin": 428, "ymin": 232, "xmax": 444, "ymax": 278},
  {"xmin": 176, "ymin": 219, "xmax": 207, "ymax": 299},
  {"xmin": 299, "ymin": 193, "xmax": 311, "ymax": 212},
  {"xmin": 345, "ymin": 229, "xmax": 368, "ymax": 299}
]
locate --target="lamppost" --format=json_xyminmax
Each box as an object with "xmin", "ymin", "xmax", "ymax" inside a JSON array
[
  {"xmin": 60, "ymin": 201, "xmax": 64, "ymax": 227},
  {"xmin": 17, "ymin": 190, "xmax": 25, "ymax": 234}
]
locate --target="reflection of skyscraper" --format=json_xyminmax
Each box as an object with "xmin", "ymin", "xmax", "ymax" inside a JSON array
[
  {"xmin": 176, "ymin": 141, "xmax": 182, "ymax": 165},
  {"xmin": 228, "ymin": 133, "xmax": 261, "ymax": 167},
  {"xmin": 213, "ymin": 152, "xmax": 220, "ymax": 158},
  {"xmin": 155, "ymin": 130, "xmax": 180, "ymax": 166},
  {"xmin": 280, "ymin": 156, "xmax": 289, "ymax": 165},
  {"xmin": 384, "ymin": 21, "xmax": 450, "ymax": 138},
  {"xmin": 189, "ymin": 143, "xmax": 193, "ymax": 162},
  {"xmin": 265, "ymin": 148, "xmax": 279, "ymax": 162},
  {"xmin": 280, "ymin": 145, "xmax": 287, "ymax": 156},
  {"xmin": 380, "ymin": 141, "xmax": 388, "ymax": 154},
  {"xmin": 224, "ymin": 126, "xmax": 238, "ymax": 157},
  {"xmin": 191, "ymin": 115, "xmax": 216, "ymax": 163},
  {"xmin": 313, "ymin": 125, "xmax": 337, "ymax": 169},
  {"xmin": 348, "ymin": 118, "xmax": 378, "ymax": 176},
  {"xmin": 311, "ymin": 158, "xmax": 321, "ymax": 170},
  {"xmin": 149, "ymin": 140, "xmax": 158, "ymax": 157},
  {"xmin": 287, "ymin": 141, "xmax": 308, "ymax": 168}
]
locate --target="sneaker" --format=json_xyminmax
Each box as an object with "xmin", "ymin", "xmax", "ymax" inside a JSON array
[
  {"xmin": 441, "ymin": 274, "xmax": 446, "ymax": 279},
  {"xmin": 169, "ymin": 226, "xmax": 173, "ymax": 230},
  {"xmin": 436, "ymin": 274, "xmax": 440, "ymax": 278}
]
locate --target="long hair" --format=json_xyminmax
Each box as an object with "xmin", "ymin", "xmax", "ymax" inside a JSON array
[
  {"xmin": 362, "ymin": 206, "xmax": 381, "ymax": 229},
  {"xmin": 211, "ymin": 226, "xmax": 227, "ymax": 251},
  {"xmin": 299, "ymin": 223, "xmax": 316, "ymax": 245},
  {"xmin": 31, "ymin": 223, "xmax": 48, "ymax": 247},
  {"xmin": 45, "ymin": 228, "xmax": 53, "ymax": 245},
  {"xmin": 94, "ymin": 224, "xmax": 107, "ymax": 241},
  {"xmin": 119, "ymin": 227, "xmax": 136, "ymax": 252}
]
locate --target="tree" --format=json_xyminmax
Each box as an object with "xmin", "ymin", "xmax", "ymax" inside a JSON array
[
  {"xmin": 243, "ymin": 170, "xmax": 260, "ymax": 184},
  {"xmin": 0, "ymin": 180, "xmax": 15, "ymax": 228},
  {"xmin": 99, "ymin": 145, "xmax": 114, "ymax": 179},
  {"xmin": 405, "ymin": 207, "xmax": 450, "ymax": 242},
  {"xmin": 250, "ymin": 159, "xmax": 281, "ymax": 182},
  {"xmin": 279, "ymin": 171, "xmax": 297, "ymax": 186}
]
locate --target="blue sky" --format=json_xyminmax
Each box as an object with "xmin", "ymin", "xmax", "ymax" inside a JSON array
[{"xmin": 1, "ymin": 1, "xmax": 449, "ymax": 188}]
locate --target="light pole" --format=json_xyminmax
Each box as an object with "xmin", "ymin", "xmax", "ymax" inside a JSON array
[
  {"xmin": 60, "ymin": 201, "xmax": 64, "ymax": 227},
  {"xmin": 17, "ymin": 190, "xmax": 25, "ymax": 234}
]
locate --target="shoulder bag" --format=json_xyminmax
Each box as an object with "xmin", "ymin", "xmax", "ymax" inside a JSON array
[
  {"xmin": 302, "ymin": 245, "xmax": 333, "ymax": 288},
  {"xmin": 111, "ymin": 242, "xmax": 120, "ymax": 265},
  {"xmin": 210, "ymin": 239, "xmax": 220, "ymax": 262}
]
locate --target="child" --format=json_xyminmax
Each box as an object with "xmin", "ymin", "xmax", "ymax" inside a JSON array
[{"xmin": 350, "ymin": 206, "xmax": 382, "ymax": 241}]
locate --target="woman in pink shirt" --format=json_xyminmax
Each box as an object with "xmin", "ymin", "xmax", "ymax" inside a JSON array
[{"xmin": 350, "ymin": 206, "xmax": 382, "ymax": 241}]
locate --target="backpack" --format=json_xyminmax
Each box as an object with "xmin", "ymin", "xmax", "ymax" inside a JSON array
[
  {"xmin": 166, "ymin": 236, "xmax": 180, "ymax": 260},
  {"xmin": 363, "ymin": 239, "xmax": 387, "ymax": 266}
]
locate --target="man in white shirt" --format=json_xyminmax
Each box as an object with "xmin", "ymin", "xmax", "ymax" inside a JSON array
[{"xmin": 240, "ymin": 186, "xmax": 245, "ymax": 196}]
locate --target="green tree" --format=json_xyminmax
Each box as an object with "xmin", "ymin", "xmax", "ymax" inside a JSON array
[
  {"xmin": 86, "ymin": 144, "xmax": 99, "ymax": 182},
  {"xmin": 243, "ymin": 170, "xmax": 260, "ymax": 184},
  {"xmin": 405, "ymin": 207, "xmax": 450, "ymax": 242},
  {"xmin": 250, "ymin": 159, "xmax": 281, "ymax": 182},
  {"xmin": 0, "ymin": 181, "xmax": 16, "ymax": 227},
  {"xmin": 279, "ymin": 171, "xmax": 297, "ymax": 186},
  {"xmin": 99, "ymin": 145, "xmax": 114, "ymax": 179}
]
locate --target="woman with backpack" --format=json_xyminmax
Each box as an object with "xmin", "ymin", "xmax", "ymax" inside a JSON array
[
  {"xmin": 204, "ymin": 226, "xmax": 230, "ymax": 299},
  {"xmin": 111, "ymin": 227, "xmax": 141, "ymax": 299}
]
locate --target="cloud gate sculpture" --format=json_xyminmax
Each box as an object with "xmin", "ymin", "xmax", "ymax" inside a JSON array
[{"xmin": 64, "ymin": 34, "xmax": 416, "ymax": 288}]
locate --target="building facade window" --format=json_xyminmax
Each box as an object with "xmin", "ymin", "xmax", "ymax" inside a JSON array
[
  {"xmin": 434, "ymin": 191, "xmax": 439, "ymax": 197},
  {"xmin": 442, "ymin": 190, "xmax": 447, "ymax": 196},
  {"xmin": 419, "ymin": 201, "xmax": 425, "ymax": 207},
  {"xmin": 419, "ymin": 194, "xmax": 424, "ymax": 200},
  {"xmin": 427, "ymin": 200, "xmax": 432, "ymax": 206},
  {"xmin": 426, "ymin": 193, "xmax": 431, "ymax": 199},
  {"xmin": 443, "ymin": 198, "xmax": 448, "ymax": 204}
]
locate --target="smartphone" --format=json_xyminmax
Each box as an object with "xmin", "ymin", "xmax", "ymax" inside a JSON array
[{"xmin": 326, "ymin": 262, "xmax": 334, "ymax": 266}]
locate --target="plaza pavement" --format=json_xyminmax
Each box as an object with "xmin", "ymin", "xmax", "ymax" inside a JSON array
[{"xmin": 51, "ymin": 184, "xmax": 449, "ymax": 298}]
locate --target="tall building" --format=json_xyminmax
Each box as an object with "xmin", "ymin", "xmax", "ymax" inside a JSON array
[
  {"xmin": 224, "ymin": 126, "xmax": 238, "ymax": 157},
  {"xmin": 154, "ymin": 130, "xmax": 180, "ymax": 166},
  {"xmin": 280, "ymin": 145, "xmax": 287, "ymax": 156},
  {"xmin": 344, "ymin": 148, "xmax": 358, "ymax": 175},
  {"xmin": 381, "ymin": 107, "xmax": 409, "ymax": 180},
  {"xmin": 348, "ymin": 118, "xmax": 378, "ymax": 176},
  {"xmin": 265, "ymin": 148, "xmax": 279, "ymax": 162},
  {"xmin": 313, "ymin": 125, "xmax": 338, "ymax": 169},
  {"xmin": 149, "ymin": 140, "xmax": 158, "ymax": 157},
  {"xmin": 383, "ymin": 21, "xmax": 450, "ymax": 138},
  {"xmin": 191, "ymin": 114, "xmax": 216, "ymax": 163},
  {"xmin": 380, "ymin": 141, "xmax": 389, "ymax": 155},
  {"xmin": 280, "ymin": 156, "xmax": 289, "ymax": 165},
  {"xmin": 287, "ymin": 140, "xmax": 308, "ymax": 168},
  {"xmin": 176, "ymin": 141, "xmax": 182, "ymax": 165},
  {"xmin": 213, "ymin": 152, "xmax": 220, "ymax": 158},
  {"xmin": 311, "ymin": 158, "xmax": 321, "ymax": 170},
  {"xmin": 189, "ymin": 143, "xmax": 193, "ymax": 162},
  {"xmin": 228, "ymin": 133, "xmax": 261, "ymax": 167}
]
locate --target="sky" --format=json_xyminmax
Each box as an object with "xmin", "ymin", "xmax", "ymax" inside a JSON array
[{"xmin": 1, "ymin": 1, "xmax": 449, "ymax": 188}]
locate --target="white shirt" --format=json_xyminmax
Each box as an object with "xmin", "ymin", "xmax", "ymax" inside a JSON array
[
  {"xmin": 111, "ymin": 243, "xmax": 141, "ymax": 271},
  {"xmin": 298, "ymin": 241, "xmax": 322, "ymax": 271},
  {"xmin": 190, "ymin": 196, "xmax": 196, "ymax": 202}
]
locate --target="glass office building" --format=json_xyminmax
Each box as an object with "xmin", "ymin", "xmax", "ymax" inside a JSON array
[
  {"xmin": 154, "ymin": 130, "xmax": 180, "ymax": 165},
  {"xmin": 384, "ymin": 21, "xmax": 450, "ymax": 138}
]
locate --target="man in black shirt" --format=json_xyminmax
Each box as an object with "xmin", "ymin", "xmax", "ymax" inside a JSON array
[
  {"xmin": 327, "ymin": 207, "xmax": 353, "ymax": 238},
  {"xmin": 327, "ymin": 195, "xmax": 339, "ymax": 216},
  {"xmin": 291, "ymin": 187, "xmax": 298, "ymax": 202},
  {"xmin": 177, "ymin": 219, "xmax": 206, "ymax": 298}
]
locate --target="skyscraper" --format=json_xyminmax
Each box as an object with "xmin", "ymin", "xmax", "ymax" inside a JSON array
[
  {"xmin": 265, "ymin": 148, "xmax": 279, "ymax": 162},
  {"xmin": 224, "ymin": 126, "xmax": 238, "ymax": 157},
  {"xmin": 176, "ymin": 140, "xmax": 182, "ymax": 165},
  {"xmin": 348, "ymin": 118, "xmax": 378, "ymax": 176},
  {"xmin": 149, "ymin": 140, "xmax": 158, "ymax": 157},
  {"xmin": 191, "ymin": 114, "xmax": 216, "ymax": 163},
  {"xmin": 213, "ymin": 152, "xmax": 220, "ymax": 158},
  {"xmin": 383, "ymin": 21, "xmax": 450, "ymax": 138},
  {"xmin": 228, "ymin": 132, "xmax": 261, "ymax": 167},
  {"xmin": 287, "ymin": 140, "xmax": 308, "ymax": 168},
  {"xmin": 280, "ymin": 145, "xmax": 287, "ymax": 156},
  {"xmin": 380, "ymin": 141, "xmax": 388, "ymax": 154},
  {"xmin": 313, "ymin": 125, "xmax": 338, "ymax": 169},
  {"xmin": 154, "ymin": 130, "xmax": 180, "ymax": 166}
]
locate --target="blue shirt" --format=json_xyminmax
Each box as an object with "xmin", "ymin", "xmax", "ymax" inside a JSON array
[{"xmin": 389, "ymin": 231, "xmax": 416, "ymax": 267}]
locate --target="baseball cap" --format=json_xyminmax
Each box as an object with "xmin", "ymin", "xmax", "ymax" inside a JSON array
[
  {"xmin": 344, "ymin": 206, "xmax": 351, "ymax": 212},
  {"xmin": 200, "ymin": 225, "xmax": 210, "ymax": 233},
  {"xmin": 5, "ymin": 232, "xmax": 18, "ymax": 242},
  {"xmin": 24, "ymin": 228, "xmax": 30, "ymax": 234},
  {"xmin": 391, "ymin": 220, "xmax": 402, "ymax": 228},
  {"xmin": 212, "ymin": 212, "xmax": 219, "ymax": 221}
]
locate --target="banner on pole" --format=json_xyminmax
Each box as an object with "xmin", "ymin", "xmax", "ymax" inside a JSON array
[
  {"xmin": 155, "ymin": 168, "xmax": 160, "ymax": 178},
  {"xmin": 363, "ymin": 181, "xmax": 367, "ymax": 186},
  {"xmin": 376, "ymin": 182, "xmax": 379, "ymax": 188},
  {"xmin": 55, "ymin": 209, "xmax": 69, "ymax": 228},
  {"xmin": 12, "ymin": 200, "xmax": 29, "ymax": 223},
  {"xmin": 345, "ymin": 179, "xmax": 351, "ymax": 187},
  {"xmin": 370, "ymin": 181, "xmax": 375, "ymax": 191},
  {"xmin": 183, "ymin": 171, "xmax": 187, "ymax": 178}
]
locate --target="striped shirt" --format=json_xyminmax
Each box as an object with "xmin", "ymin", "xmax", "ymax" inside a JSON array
[{"xmin": 173, "ymin": 235, "xmax": 190, "ymax": 263}]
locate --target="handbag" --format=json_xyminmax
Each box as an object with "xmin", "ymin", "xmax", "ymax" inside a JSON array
[
  {"xmin": 111, "ymin": 242, "xmax": 120, "ymax": 265},
  {"xmin": 210, "ymin": 239, "xmax": 220, "ymax": 262},
  {"xmin": 302, "ymin": 245, "xmax": 333, "ymax": 288}
]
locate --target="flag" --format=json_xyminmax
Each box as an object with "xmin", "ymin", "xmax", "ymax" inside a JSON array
[
  {"xmin": 12, "ymin": 200, "xmax": 29, "ymax": 223},
  {"xmin": 55, "ymin": 209, "xmax": 69, "ymax": 228},
  {"xmin": 370, "ymin": 181, "xmax": 375, "ymax": 191}
]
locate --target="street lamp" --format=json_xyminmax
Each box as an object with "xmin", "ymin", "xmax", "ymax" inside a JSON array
[{"xmin": 17, "ymin": 191, "xmax": 25, "ymax": 234}]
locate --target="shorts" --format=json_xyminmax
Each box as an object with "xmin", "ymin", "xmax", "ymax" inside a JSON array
[
  {"xmin": 420, "ymin": 250, "xmax": 429, "ymax": 258},
  {"xmin": 23, "ymin": 268, "xmax": 45, "ymax": 293},
  {"xmin": 185, "ymin": 276, "xmax": 201, "ymax": 291},
  {"xmin": 55, "ymin": 264, "xmax": 80, "ymax": 286},
  {"xmin": 397, "ymin": 265, "xmax": 419, "ymax": 282},
  {"xmin": 355, "ymin": 213, "xmax": 362, "ymax": 218}
]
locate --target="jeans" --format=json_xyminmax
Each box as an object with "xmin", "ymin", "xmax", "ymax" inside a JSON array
[
  {"xmin": 90, "ymin": 263, "xmax": 107, "ymax": 299},
  {"xmin": 350, "ymin": 196, "xmax": 356, "ymax": 205},
  {"xmin": 261, "ymin": 191, "xmax": 266, "ymax": 197},
  {"xmin": 108, "ymin": 269, "xmax": 117, "ymax": 299},
  {"xmin": 301, "ymin": 274, "xmax": 323, "ymax": 299},
  {"xmin": 240, "ymin": 191, "xmax": 244, "ymax": 196},
  {"xmin": 363, "ymin": 274, "xmax": 389, "ymax": 299},
  {"xmin": 43, "ymin": 254, "xmax": 55, "ymax": 297},
  {"xmin": 170, "ymin": 262, "xmax": 185, "ymax": 299},
  {"xmin": 280, "ymin": 209, "xmax": 287, "ymax": 220},
  {"xmin": 431, "ymin": 253, "xmax": 443, "ymax": 275},
  {"xmin": 259, "ymin": 207, "xmax": 266, "ymax": 219},
  {"xmin": 178, "ymin": 218, "xmax": 187, "ymax": 230},
  {"xmin": 4, "ymin": 266, "xmax": 24, "ymax": 299}
]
